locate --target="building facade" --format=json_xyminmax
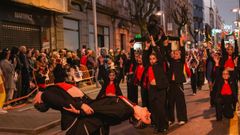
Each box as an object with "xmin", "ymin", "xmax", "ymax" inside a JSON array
[
  {"xmin": 204, "ymin": 0, "xmax": 223, "ymax": 43},
  {"xmin": 0, "ymin": 0, "xmax": 140, "ymax": 51},
  {"xmin": 192, "ymin": 0, "xmax": 204, "ymax": 43},
  {"xmin": 0, "ymin": 0, "xmax": 67, "ymax": 50},
  {"xmin": 61, "ymin": 0, "xmax": 140, "ymax": 51},
  {"xmin": 0, "ymin": 0, "xmax": 206, "ymax": 51}
]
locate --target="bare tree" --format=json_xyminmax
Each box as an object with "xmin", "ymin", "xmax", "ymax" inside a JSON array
[
  {"xmin": 171, "ymin": 4, "xmax": 190, "ymax": 37},
  {"xmin": 126, "ymin": 0, "xmax": 159, "ymax": 34}
]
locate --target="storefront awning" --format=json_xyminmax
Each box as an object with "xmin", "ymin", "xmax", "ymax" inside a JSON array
[{"xmin": 12, "ymin": 0, "xmax": 70, "ymax": 14}]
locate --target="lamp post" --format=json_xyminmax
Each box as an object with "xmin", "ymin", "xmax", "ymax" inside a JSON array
[{"xmin": 92, "ymin": 0, "xmax": 98, "ymax": 57}]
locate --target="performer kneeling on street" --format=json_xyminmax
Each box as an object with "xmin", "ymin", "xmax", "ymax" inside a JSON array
[
  {"xmin": 96, "ymin": 55, "xmax": 123, "ymax": 99},
  {"xmin": 213, "ymin": 54, "xmax": 238, "ymax": 121},
  {"xmin": 33, "ymin": 82, "xmax": 151, "ymax": 135}
]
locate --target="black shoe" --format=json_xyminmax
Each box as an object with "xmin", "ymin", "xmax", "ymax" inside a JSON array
[
  {"xmin": 159, "ymin": 129, "xmax": 168, "ymax": 134},
  {"xmin": 153, "ymin": 128, "xmax": 168, "ymax": 134},
  {"xmin": 153, "ymin": 128, "xmax": 160, "ymax": 134},
  {"xmin": 150, "ymin": 124, "xmax": 156, "ymax": 128},
  {"xmin": 216, "ymin": 118, "xmax": 222, "ymax": 121},
  {"xmin": 129, "ymin": 119, "xmax": 133, "ymax": 124}
]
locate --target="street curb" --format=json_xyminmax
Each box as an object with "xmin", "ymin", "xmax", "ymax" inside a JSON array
[
  {"xmin": 35, "ymin": 119, "xmax": 61, "ymax": 134},
  {"xmin": 0, "ymin": 119, "xmax": 61, "ymax": 134}
]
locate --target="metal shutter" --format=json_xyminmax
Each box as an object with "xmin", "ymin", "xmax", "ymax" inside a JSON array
[{"xmin": 0, "ymin": 21, "xmax": 41, "ymax": 49}]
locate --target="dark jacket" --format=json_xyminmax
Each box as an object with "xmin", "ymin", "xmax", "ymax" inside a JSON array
[
  {"xmin": 19, "ymin": 52, "xmax": 30, "ymax": 74},
  {"xmin": 206, "ymin": 49, "xmax": 215, "ymax": 82},
  {"xmin": 42, "ymin": 86, "xmax": 85, "ymax": 131},
  {"xmin": 96, "ymin": 64, "xmax": 123, "ymax": 99},
  {"xmin": 142, "ymin": 45, "xmax": 169, "ymax": 89},
  {"xmin": 53, "ymin": 64, "xmax": 68, "ymax": 83},
  {"xmin": 214, "ymin": 66, "xmax": 238, "ymax": 102},
  {"xmin": 166, "ymin": 44, "xmax": 186, "ymax": 83},
  {"xmin": 42, "ymin": 85, "xmax": 133, "ymax": 135}
]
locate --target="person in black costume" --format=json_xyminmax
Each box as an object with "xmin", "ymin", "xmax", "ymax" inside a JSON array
[
  {"xmin": 34, "ymin": 83, "xmax": 151, "ymax": 135},
  {"xmin": 143, "ymin": 36, "xmax": 169, "ymax": 134},
  {"xmin": 219, "ymin": 32, "xmax": 239, "ymax": 110},
  {"xmin": 212, "ymin": 54, "xmax": 238, "ymax": 121},
  {"xmin": 165, "ymin": 36, "xmax": 188, "ymax": 125},
  {"xmin": 125, "ymin": 41, "xmax": 139, "ymax": 104},
  {"xmin": 96, "ymin": 56, "xmax": 123, "ymax": 99}
]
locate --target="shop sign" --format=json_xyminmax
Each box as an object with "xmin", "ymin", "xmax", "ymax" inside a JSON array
[
  {"xmin": 212, "ymin": 24, "xmax": 233, "ymax": 36},
  {"xmin": 14, "ymin": 12, "xmax": 33, "ymax": 22}
]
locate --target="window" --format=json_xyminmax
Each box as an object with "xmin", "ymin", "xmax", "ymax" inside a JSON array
[
  {"xmin": 63, "ymin": 18, "xmax": 80, "ymax": 51},
  {"xmin": 71, "ymin": 2, "xmax": 81, "ymax": 11},
  {"xmin": 88, "ymin": 25, "xmax": 110, "ymax": 49}
]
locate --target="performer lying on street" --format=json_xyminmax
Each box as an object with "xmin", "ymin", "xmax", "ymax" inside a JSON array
[{"xmin": 33, "ymin": 82, "xmax": 151, "ymax": 135}]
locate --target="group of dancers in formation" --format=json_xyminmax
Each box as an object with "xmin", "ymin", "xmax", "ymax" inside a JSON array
[{"xmin": 34, "ymin": 31, "xmax": 239, "ymax": 135}]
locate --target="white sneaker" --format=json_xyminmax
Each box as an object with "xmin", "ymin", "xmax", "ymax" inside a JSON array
[
  {"xmin": 192, "ymin": 93, "xmax": 196, "ymax": 96},
  {"xmin": 169, "ymin": 121, "xmax": 174, "ymax": 125},
  {"xmin": 0, "ymin": 108, "xmax": 8, "ymax": 114},
  {"xmin": 178, "ymin": 121, "xmax": 186, "ymax": 125}
]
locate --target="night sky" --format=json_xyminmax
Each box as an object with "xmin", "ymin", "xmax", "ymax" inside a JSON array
[{"xmin": 215, "ymin": 0, "xmax": 239, "ymax": 26}]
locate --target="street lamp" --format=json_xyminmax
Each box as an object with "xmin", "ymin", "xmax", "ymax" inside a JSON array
[
  {"xmin": 156, "ymin": 11, "xmax": 163, "ymax": 16},
  {"xmin": 232, "ymin": 8, "xmax": 239, "ymax": 13},
  {"xmin": 155, "ymin": 11, "xmax": 166, "ymax": 33}
]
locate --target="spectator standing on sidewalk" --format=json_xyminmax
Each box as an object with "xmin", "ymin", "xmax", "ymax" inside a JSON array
[
  {"xmin": 19, "ymin": 46, "xmax": 31, "ymax": 102},
  {"xmin": 86, "ymin": 49, "xmax": 97, "ymax": 80},
  {"xmin": 9, "ymin": 47, "xmax": 22, "ymax": 99},
  {"xmin": 0, "ymin": 48, "xmax": 16, "ymax": 102}
]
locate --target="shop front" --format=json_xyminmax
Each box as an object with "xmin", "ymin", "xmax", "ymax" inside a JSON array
[{"xmin": 0, "ymin": 2, "xmax": 51, "ymax": 50}]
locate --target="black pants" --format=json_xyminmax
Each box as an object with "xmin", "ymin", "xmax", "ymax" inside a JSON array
[
  {"xmin": 191, "ymin": 73, "xmax": 197, "ymax": 94},
  {"xmin": 215, "ymin": 95, "xmax": 235, "ymax": 120},
  {"xmin": 197, "ymin": 71, "xmax": 205, "ymax": 89},
  {"xmin": 168, "ymin": 82, "xmax": 188, "ymax": 122},
  {"xmin": 210, "ymin": 84, "xmax": 217, "ymax": 107},
  {"xmin": 127, "ymin": 74, "xmax": 138, "ymax": 104},
  {"xmin": 140, "ymin": 87, "xmax": 149, "ymax": 108},
  {"xmin": 149, "ymin": 85, "xmax": 168, "ymax": 130},
  {"xmin": 21, "ymin": 71, "xmax": 30, "ymax": 97}
]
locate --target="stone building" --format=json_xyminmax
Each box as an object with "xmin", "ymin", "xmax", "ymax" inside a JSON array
[
  {"xmin": 0, "ymin": 0, "xmax": 140, "ymax": 51},
  {"xmin": 0, "ymin": 0, "xmax": 68, "ymax": 50},
  {"xmin": 0, "ymin": 0, "xmax": 197, "ymax": 51},
  {"xmin": 61, "ymin": 0, "xmax": 140, "ymax": 51}
]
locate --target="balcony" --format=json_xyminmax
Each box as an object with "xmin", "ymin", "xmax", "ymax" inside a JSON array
[
  {"xmin": 87, "ymin": 0, "xmax": 118, "ymax": 16},
  {"xmin": 12, "ymin": 0, "xmax": 69, "ymax": 13}
]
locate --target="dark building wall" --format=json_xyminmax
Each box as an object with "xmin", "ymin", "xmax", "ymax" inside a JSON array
[{"xmin": 192, "ymin": 0, "xmax": 204, "ymax": 30}]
